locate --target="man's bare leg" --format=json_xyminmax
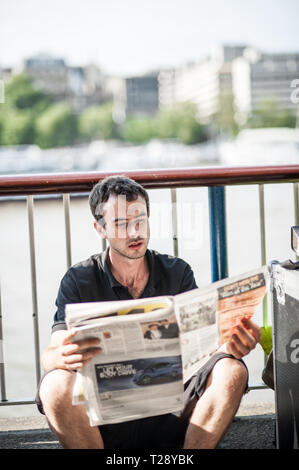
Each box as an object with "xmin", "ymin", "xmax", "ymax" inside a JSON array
[
  {"xmin": 39, "ymin": 369, "xmax": 104, "ymax": 449},
  {"xmin": 184, "ymin": 357, "xmax": 248, "ymax": 449}
]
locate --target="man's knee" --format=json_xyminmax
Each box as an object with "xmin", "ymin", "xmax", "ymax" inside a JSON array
[
  {"xmin": 39, "ymin": 369, "xmax": 75, "ymax": 411},
  {"xmin": 208, "ymin": 357, "xmax": 248, "ymax": 396}
]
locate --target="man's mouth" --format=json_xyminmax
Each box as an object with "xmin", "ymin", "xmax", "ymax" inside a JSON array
[{"xmin": 128, "ymin": 240, "xmax": 144, "ymax": 249}]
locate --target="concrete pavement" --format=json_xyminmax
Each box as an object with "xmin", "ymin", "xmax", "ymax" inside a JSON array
[{"xmin": 0, "ymin": 403, "xmax": 276, "ymax": 449}]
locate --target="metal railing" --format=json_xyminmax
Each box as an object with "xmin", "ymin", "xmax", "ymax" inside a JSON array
[{"xmin": 1, "ymin": 164, "xmax": 299, "ymax": 407}]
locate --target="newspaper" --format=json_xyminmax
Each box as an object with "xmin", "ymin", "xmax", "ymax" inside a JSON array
[{"xmin": 65, "ymin": 266, "xmax": 269, "ymax": 426}]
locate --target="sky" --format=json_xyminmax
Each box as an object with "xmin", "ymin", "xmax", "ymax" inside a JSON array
[{"xmin": 0, "ymin": 0, "xmax": 299, "ymax": 76}]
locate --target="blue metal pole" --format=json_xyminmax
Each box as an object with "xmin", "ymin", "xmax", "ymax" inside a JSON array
[{"xmin": 208, "ymin": 186, "xmax": 228, "ymax": 282}]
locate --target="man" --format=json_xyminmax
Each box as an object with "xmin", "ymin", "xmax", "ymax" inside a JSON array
[
  {"xmin": 144, "ymin": 323, "xmax": 163, "ymax": 340},
  {"xmin": 37, "ymin": 175, "xmax": 260, "ymax": 449},
  {"xmin": 158, "ymin": 318, "xmax": 179, "ymax": 339}
]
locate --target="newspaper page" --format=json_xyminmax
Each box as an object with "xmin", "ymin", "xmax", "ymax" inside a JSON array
[
  {"xmin": 174, "ymin": 266, "xmax": 269, "ymax": 383},
  {"xmin": 65, "ymin": 266, "xmax": 269, "ymax": 426},
  {"xmin": 216, "ymin": 267, "xmax": 268, "ymax": 344},
  {"xmin": 174, "ymin": 286, "xmax": 219, "ymax": 383},
  {"xmin": 66, "ymin": 297, "xmax": 184, "ymax": 426}
]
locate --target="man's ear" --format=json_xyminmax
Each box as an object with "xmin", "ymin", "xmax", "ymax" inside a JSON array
[{"xmin": 94, "ymin": 221, "xmax": 106, "ymax": 239}]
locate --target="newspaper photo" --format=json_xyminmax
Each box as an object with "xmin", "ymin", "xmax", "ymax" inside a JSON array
[{"xmin": 65, "ymin": 266, "xmax": 269, "ymax": 426}]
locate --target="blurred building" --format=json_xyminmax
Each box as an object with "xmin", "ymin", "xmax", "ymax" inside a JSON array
[
  {"xmin": 83, "ymin": 64, "xmax": 109, "ymax": 108},
  {"xmin": 2, "ymin": 45, "xmax": 298, "ymax": 127},
  {"xmin": 111, "ymin": 73, "xmax": 159, "ymax": 123},
  {"xmin": 158, "ymin": 45, "xmax": 246, "ymax": 123},
  {"xmin": 232, "ymin": 48, "xmax": 299, "ymax": 124},
  {"xmin": 126, "ymin": 74, "xmax": 159, "ymax": 116},
  {"xmin": 24, "ymin": 54, "xmax": 69, "ymax": 100},
  {"xmin": 0, "ymin": 66, "xmax": 13, "ymax": 82},
  {"xmin": 18, "ymin": 54, "xmax": 110, "ymax": 111}
]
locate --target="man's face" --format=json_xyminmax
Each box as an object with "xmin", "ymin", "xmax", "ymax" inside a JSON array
[{"xmin": 96, "ymin": 194, "xmax": 150, "ymax": 260}]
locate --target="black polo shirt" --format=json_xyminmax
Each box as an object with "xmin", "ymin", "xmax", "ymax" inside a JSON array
[{"xmin": 52, "ymin": 248, "xmax": 198, "ymax": 333}]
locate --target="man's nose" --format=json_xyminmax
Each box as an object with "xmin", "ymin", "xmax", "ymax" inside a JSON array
[{"xmin": 127, "ymin": 220, "xmax": 139, "ymax": 238}]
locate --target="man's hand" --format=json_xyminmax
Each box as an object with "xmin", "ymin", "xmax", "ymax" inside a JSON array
[
  {"xmin": 220, "ymin": 318, "xmax": 261, "ymax": 359},
  {"xmin": 41, "ymin": 329, "xmax": 102, "ymax": 372}
]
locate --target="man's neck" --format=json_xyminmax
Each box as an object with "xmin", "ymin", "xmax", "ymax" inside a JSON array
[{"xmin": 108, "ymin": 248, "xmax": 149, "ymax": 290}]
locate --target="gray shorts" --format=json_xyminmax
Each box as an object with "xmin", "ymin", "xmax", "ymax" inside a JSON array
[{"xmin": 36, "ymin": 352, "xmax": 248, "ymax": 449}]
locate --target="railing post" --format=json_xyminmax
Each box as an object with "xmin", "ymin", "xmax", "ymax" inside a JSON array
[
  {"xmin": 0, "ymin": 281, "xmax": 7, "ymax": 402},
  {"xmin": 293, "ymin": 183, "xmax": 299, "ymax": 261},
  {"xmin": 27, "ymin": 195, "xmax": 41, "ymax": 386},
  {"xmin": 258, "ymin": 184, "xmax": 268, "ymax": 326},
  {"xmin": 293, "ymin": 183, "xmax": 299, "ymax": 226},
  {"xmin": 171, "ymin": 189, "xmax": 179, "ymax": 257},
  {"xmin": 208, "ymin": 186, "xmax": 228, "ymax": 282},
  {"xmin": 63, "ymin": 194, "xmax": 72, "ymax": 269}
]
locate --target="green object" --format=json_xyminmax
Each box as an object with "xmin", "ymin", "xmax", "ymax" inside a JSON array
[{"xmin": 260, "ymin": 325, "xmax": 273, "ymax": 356}]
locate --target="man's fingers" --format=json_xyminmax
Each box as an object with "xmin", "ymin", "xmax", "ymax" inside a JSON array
[
  {"xmin": 62, "ymin": 337, "xmax": 101, "ymax": 355},
  {"xmin": 231, "ymin": 334, "xmax": 250, "ymax": 356},
  {"xmin": 241, "ymin": 318, "xmax": 261, "ymax": 342},
  {"xmin": 62, "ymin": 344, "xmax": 101, "ymax": 359},
  {"xmin": 227, "ymin": 339, "xmax": 243, "ymax": 359},
  {"xmin": 62, "ymin": 347, "xmax": 102, "ymax": 369},
  {"xmin": 61, "ymin": 329, "xmax": 78, "ymax": 345},
  {"xmin": 227, "ymin": 320, "xmax": 260, "ymax": 359},
  {"xmin": 234, "ymin": 324, "xmax": 256, "ymax": 349},
  {"xmin": 59, "ymin": 335, "xmax": 102, "ymax": 370}
]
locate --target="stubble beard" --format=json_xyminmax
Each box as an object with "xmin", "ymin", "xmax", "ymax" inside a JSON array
[{"xmin": 110, "ymin": 237, "xmax": 149, "ymax": 261}]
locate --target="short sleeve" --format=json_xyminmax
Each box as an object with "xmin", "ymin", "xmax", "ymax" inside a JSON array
[
  {"xmin": 52, "ymin": 270, "xmax": 81, "ymax": 332},
  {"xmin": 179, "ymin": 263, "xmax": 198, "ymax": 293}
]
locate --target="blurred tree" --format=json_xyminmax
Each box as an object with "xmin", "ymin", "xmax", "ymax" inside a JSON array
[
  {"xmin": 35, "ymin": 103, "xmax": 78, "ymax": 149},
  {"xmin": 121, "ymin": 116, "xmax": 158, "ymax": 144},
  {"xmin": 156, "ymin": 108, "xmax": 181, "ymax": 140},
  {"xmin": 121, "ymin": 102, "xmax": 207, "ymax": 145},
  {"xmin": 0, "ymin": 108, "xmax": 34, "ymax": 145},
  {"xmin": 213, "ymin": 91, "xmax": 239, "ymax": 136},
  {"xmin": 247, "ymin": 97, "xmax": 296, "ymax": 129},
  {"xmin": 5, "ymin": 73, "xmax": 51, "ymax": 112},
  {"xmin": 78, "ymin": 102, "xmax": 116, "ymax": 141},
  {"xmin": 0, "ymin": 73, "xmax": 52, "ymax": 146},
  {"xmin": 0, "ymin": 109, "xmax": 4, "ymax": 144},
  {"xmin": 157, "ymin": 102, "xmax": 207, "ymax": 144}
]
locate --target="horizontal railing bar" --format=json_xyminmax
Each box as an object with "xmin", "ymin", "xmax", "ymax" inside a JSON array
[
  {"xmin": 1, "ymin": 165, "xmax": 299, "ymax": 196},
  {"xmin": 247, "ymin": 383, "xmax": 269, "ymax": 390},
  {"xmin": 0, "ymin": 399, "xmax": 36, "ymax": 406},
  {"xmin": 0, "ymin": 193, "xmax": 89, "ymax": 203}
]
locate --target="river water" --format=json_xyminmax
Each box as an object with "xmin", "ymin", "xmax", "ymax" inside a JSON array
[{"xmin": 0, "ymin": 172, "xmax": 295, "ymax": 417}]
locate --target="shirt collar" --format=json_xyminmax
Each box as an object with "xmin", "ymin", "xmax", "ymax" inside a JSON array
[
  {"xmin": 98, "ymin": 247, "xmax": 160, "ymax": 295},
  {"xmin": 99, "ymin": 248, "xmax": 122, "ymax": 289}
]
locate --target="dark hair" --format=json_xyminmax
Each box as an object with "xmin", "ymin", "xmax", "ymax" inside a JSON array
[{"xmin": 89, "ymin": 175, "xmax": 150, "ymax": 224}]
